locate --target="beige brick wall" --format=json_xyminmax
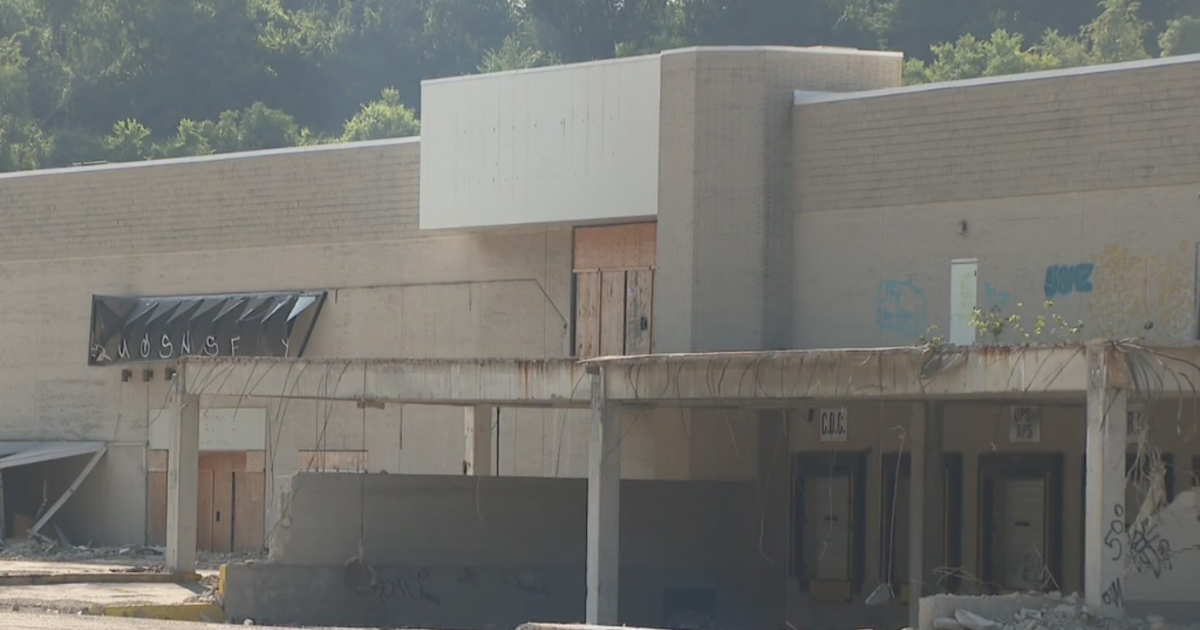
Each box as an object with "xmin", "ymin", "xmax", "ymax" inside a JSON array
[
  {"xmin": 794, "ymin": 57, "xmax": 1200, "ymax": 214},
  {"xmin": 656, "ymin": 47, "xmax": 902, "ymax": 353},
  {"xmin": 0, "ymin": 139, "xmax": 598, "ymax": 543},
  {"xmin": 0, "ymin": 139, "xmax": 421, "ymax": 260},
  {"xmin": 792, "ymin": 58, "xmax": 1200, "ymax": 350}
]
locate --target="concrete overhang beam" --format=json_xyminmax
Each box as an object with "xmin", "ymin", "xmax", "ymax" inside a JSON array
[
  {"xmin": 179, "ymin": 357, "xmax": 592, "ymax": 408},
  {"xmin": 587, "ymin": 342, "xmax": 1200, "ymax": 404},
  {"xmin": 176, "ymin": 341, "xmax": 1200, "ymax": 410}
]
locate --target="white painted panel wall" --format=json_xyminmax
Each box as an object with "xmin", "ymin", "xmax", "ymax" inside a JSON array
[
  {"xmin": 420, "ymin": 55, "xmax": 662, "ymax": 230},
  {"xmin": 149, "ymin": 407, "xmax": 267, "ymax": 451}
]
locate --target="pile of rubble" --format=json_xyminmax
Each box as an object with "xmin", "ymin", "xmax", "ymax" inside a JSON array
[
  {"xmin": 0, "ymin": 537, "xmax": 263, "ymax": 569},
  {"xmin": 0, "ymin": 537, "xmax": 165, "ymax": 564},
  {"xmin": 933, "ymin": 594, "xmax": 1199, "ymax": 630}
]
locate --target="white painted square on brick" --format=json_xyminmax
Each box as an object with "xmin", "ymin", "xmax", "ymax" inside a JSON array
[{"xmin": 149, "ymin": 407, "xmax": 267, "ymax": 451}]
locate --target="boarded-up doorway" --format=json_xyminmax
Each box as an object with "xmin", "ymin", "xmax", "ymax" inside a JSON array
[
  {"xmin": 574, "ymin": 223, "xmax": 656, "ymax": 358},
  {"xmin": 148, "ymin": 450, "xmax": 265, "ymax": 552}
]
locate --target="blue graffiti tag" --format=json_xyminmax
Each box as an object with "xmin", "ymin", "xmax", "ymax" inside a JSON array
[
  {"xmin": 1044, "ymin": 264, "xmax": 1094, "ymax": 299},
  {"xmin": 875, "ymin": 279, "xmax": 927, "ymax": 338},
  {"xmin": 984, "ymin": 284, "xmax": 1012, "ymax": 310}
]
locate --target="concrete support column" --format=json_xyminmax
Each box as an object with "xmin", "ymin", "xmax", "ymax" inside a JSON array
[
  {"xmin": 1085, "ymin": 344, "xmax": 1126, "ymax": 617},
  {"xmin": 908, "ymin": 401, "xmax": 945, "ymax": 626},
  {"xmin": 754, "ymin": 411, "xmax": 789, "ymax": 629},
  {"xmin": 586, "ymin": 369, "xmax": 621, "ymax": 625},
  {"xmin": 463, "ymin": 406, "xmax": 495, "ymax": 475},
  {"xmin": 166, "ymin": 389, "xmax": 199, "ymax": 574}
]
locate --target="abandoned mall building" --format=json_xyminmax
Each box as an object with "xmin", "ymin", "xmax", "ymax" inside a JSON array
[{"xmin": 3, "ymin": 44, "xmax": 1200, "ymax": 629}]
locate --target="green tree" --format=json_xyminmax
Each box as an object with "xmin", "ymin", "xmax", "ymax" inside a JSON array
[
  {"xmin": 478, "ymin": 34, "xmax": 559, "ymax": 72},
  {"xmin": 103, "ymin": 119, "xmax": 152, "ymax": 162},
  {"xmin": 152, "ymin": 119, "xmax": 215, "ymax": 158},
  {"xmin": 905, "ymin": 0, "xmax": 1153, "ymax": 84},
  {"xmin": 340, "ymin": 88, "xmax": 420, "ymax": 141},
  {"xmin": 1160, "ymin": 15, "xmax": 1200, "ymax": 55},
  {"xmin": 1083, "ymin": 0, "xmax": 1151, "ymax": 62}
]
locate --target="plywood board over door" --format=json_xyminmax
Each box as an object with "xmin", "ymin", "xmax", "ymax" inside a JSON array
[
  {"xmin": 146, "ymin": 450, "xmax": 266, "ymax": 552},
  {"xmin": 196, "ymin": 469, "xmax": 214, "ymax": 552},
  {"xmin": 625, "ymin": 269, "xmax": 653, "ymax": 354},
  {"xmin": 574, "ymin": 223, "xmax": 657, "ymax": 271},
  {"xmin": 576, "ymin": 272, "xmax": 601, "ymax": 359},
  {"xmin": 600, "ymin": 271, "xmax": 627, "ymax": 357},
  {"xmin": 234, "ymin": 472, "xmax": 266, "ymax": 552}
]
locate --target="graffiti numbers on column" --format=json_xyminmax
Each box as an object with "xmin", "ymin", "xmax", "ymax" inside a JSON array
[
  {"xmin": 1103, "ymin": 504, "xmax": 1126, "ymax": 560},
  {"xmin": 1044, "ymin": 264, "xmax": 1094, "ymax": 299}
]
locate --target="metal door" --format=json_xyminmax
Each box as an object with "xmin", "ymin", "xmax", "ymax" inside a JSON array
[
  {"xmin": 808, "ymin": 475, "xmax": 853, "ymax": 580},
  {"xmin": 950, "ymin": 259, "xmax": 978, "ymax": 345},
  {"xmin": 999, "ymin": 478, "xmax": 1047, "ymax": 591}
]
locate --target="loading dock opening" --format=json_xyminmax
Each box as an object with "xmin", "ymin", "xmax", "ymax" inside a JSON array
[{"xmin": 168, "ymin": 341, "xmax": 1200, "ymax": 627}]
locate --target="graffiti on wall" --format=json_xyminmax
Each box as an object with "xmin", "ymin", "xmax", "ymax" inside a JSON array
[
  {"xmin": 983, "ymin": 284, "xmax": 1012, "ymax": 311},
  {"xmin": 1090, "ymin": 243, "xmax": 1194, "ymax": 339},
  {"xmin": 351, "ymin": 566, "xmax": 555, "ymax": 607},
  {"xmin": 1043, "ymin": 264, "xmax": 1094, "ymax": 299},
  {"xmin": 875, "ymin": 279, "xmax": 927, "ymax": 338}
]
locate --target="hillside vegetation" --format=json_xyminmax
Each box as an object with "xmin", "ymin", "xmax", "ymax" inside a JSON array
[{"xmin": 1, "ymin": 0, "xmax": 1195, "ymax": 172}]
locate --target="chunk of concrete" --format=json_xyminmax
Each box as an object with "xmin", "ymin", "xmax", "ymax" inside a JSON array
[
  {"xmin": 954, "ymin": 610, "xmax": 1002, "ymax": 630},
  {"xmin": 1018, "ymin": 609, "xmax": 1043, "ymax": 620},
  {"xmin": 933, "ymin": 617, "xmax": 965, "ymax": 630}
]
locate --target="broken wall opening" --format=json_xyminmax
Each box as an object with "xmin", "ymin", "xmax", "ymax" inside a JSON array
[{"xmin": 0, "ymin": 443, "xmax": 107, "ymax": 545}]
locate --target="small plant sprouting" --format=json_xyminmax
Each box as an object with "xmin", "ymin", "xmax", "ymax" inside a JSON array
[{"xmin": 969, "ymin": 300, "xmax": 1085, "ymax": 342}]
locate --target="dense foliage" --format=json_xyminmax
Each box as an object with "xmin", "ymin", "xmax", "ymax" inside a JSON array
[{"xmin": 1, "ymin": 0, "xmax": 1197, "ymax": 172}]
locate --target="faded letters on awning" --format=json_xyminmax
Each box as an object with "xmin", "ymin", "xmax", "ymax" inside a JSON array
[{"xmin": 88, "ymin": 291, "xmax": 326, "ymax": 366}]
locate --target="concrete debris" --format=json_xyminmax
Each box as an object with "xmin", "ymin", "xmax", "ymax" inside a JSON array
[
  {"xmin": 0, "ymin": 537, "xmax": 262, "ymax": 570},
  {"xmin": 954, "ymin": 599, "xmax": 1200, "ymax": 630},
  {"xmin": 956, "ymin": 610, "xmax": 1003, "ymax": 630}
]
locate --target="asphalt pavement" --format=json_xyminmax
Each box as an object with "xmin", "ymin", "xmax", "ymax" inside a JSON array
[{"xmin": 0, "ymin": 610, "xmax": 355, "ymax": 629}]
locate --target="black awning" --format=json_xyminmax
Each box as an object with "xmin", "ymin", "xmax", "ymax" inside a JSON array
[{"xmin": 88, "ymin": 291, "xmax": 326, "ymax": 366}]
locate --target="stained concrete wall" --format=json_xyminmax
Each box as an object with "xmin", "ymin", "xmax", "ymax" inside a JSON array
[
  {"xmin": 792, "ymin": 56, "xmax": 1200, "ymax": 349},
  {"xmin": 225, "ymin": 472, "xmax": 762, "ymax": 628}
]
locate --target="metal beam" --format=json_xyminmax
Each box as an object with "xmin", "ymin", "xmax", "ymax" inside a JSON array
[
  {"xmin": 29, "ymin": 447, "xmax": 107, "ymax": 536},
  {"xmin": 0, "ymin": 442, "xmax": 106, "ymax": 471}
]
